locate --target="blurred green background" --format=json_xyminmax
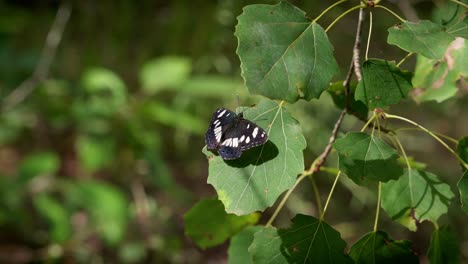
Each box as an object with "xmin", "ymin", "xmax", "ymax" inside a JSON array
[{"xmin": 0, "ymin": 0, "xmax": 467, "ymax": 263}]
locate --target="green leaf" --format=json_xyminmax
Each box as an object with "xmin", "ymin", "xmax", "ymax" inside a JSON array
[
  {"xmin": 458, "ymin": 136, "xmax": 468, "ymax": 165},
  {"xmin": 387, "ymin": 20, "xmax": 455, "ymax": 59},
  {"xmin": 333, "ymin": 132, "xmax": 403, "ymax": 185},
  {"xmin": 228, "ymin": 226, "xmax": 262, "ymax": 264},
  {"xmin": 432, "ymin": 2, "xmax": 468, "ymax": 39},
  {"xmin": 458, "ymin": 170, "xmax": 468, "ymax": 213},
  {"xmin": 327, "ymin": 81, "xmax": 368, "ymax": 120},
  {"xmin": 428, "ymin": 226, "xmax": 459, "ymax": 264},
  {"xmin": 204, "ymin": 99, "xmax": 306, "ymax": 215},
  {"xmin": 249, "ymin": 215, "xmax": 352, "ymax": 263},
  {"xmin": 184, "ymin": 198, "xmax": 259, "ymax": 249},
  {"xmin": 355, "ymin": 59, "xmax": 413, "ymax": 110},
  {"xmin": 179, "ymin": 76, "xmax": 246, "ymax": 98},
  {"xmin": 381, "ymin": 169, "xmax": 455, "ymax": 231},
  {"xmin": 235, "ymin": 2, "xmax": 339, "ymax": 102},
  {"xmin": 412, "ymin": 38, "xmax": 467, "ymax": 103},
  {"xmin": 65, "ymin": 181, "xmax": 128, "ymax": 245},
  {"xmin": 34, "ymin": 194, "xmax": 71, "ymax": 243},
  {"xmin": 18, "ymin": 152, "xmax": 60, "ymax": 183},
  {"xmin": 139, "ymin": 56, "xmax": 191, "ymax": 93},
  {"xmin": 349, "ymin": 231, "xmax": 418, "ymax": 264},
  {"xmin": 76, "ymin": 136, "xmax": 115, "ymax": 172}
]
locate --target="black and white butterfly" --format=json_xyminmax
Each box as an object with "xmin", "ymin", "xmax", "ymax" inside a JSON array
[{"xmin": 205, "ymin": 108, "xmax": 268, "ymax": 160}]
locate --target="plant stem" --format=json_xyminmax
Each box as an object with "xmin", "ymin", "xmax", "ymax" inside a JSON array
[
  {"xmin": 396, "ymin": 52, "xmax": 414, "ymax": 67},
  {"xmin": 309, "ymin": 174, "xmax": 323, "ymax": 216},
  {"xmin": 314, "ymin": 0, "xmax": 349, "ymax": 23},
  {"xmin": 386, "ymin": 114, "xmax": 468, "ymax": 170},
  {"xmin": 449, "ymin": 0, "xmax": 468, "ymax": 9},
  {"xmin": 373, "ymin": 182, "xmax": 382, "ymax": 232},
  {"xmin": 365, "ymin": 10, "xmax": 373, "ymax": 60},
  {"xmin": 361, "ymin": 112, "xmax": 378, "ymax": 132},
  {"xmin": 266, "ymin": 173, "xmax": 309, "ymax": 227},
  {"xmin": 320, "ymin": 171, "xmax": 341, "ymax": 220},
  {"xmin": 326, "ymin": 5, "xmax": 364, "ymax": 32},
  {"xmin": 375, "ymin": 5, "xmax": 406, "ymax": 22},
  {"xmin": 395, "ymin": 127, "xmax": 459, "ymax": 145},
  {"xmin": 393, "ymin": 135, "xmax": 414, "ymax": 203}
]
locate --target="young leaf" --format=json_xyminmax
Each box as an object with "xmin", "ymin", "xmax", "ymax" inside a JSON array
[
  {"xmin": 333, "ymin": 132, "xmax": 403, "ymax": 185},
  {"xmin": 204, "ymin": 99, "xmax": 306, "ymax": 215},
  {"xmin": 349, "ymin": 231, "xmax": 418, "ymax": 264},
  {"xmin": 428, "ymin": 226, "xmax": 459, "ymax": 264},
  {"xmin": 184, "ymin": 198, "xmax": 259, "ymax": 249},
  {"xmin": 249, "ymin": 215, "xmax": 352, "ymax": 263},
  {"xmin": 381, "ymin": 169, "xmax": 455, "ymax": 231},
  {"xmin": 387, "ymin": 20, "xmax": 455, "ymax": 60},
  {"xmin": 355, "ymin": 59, "xmax": 413, "ymax": 110},
  {"xmin": 235, "ymin": 2, "xmax": 339, "ymax": 102},
  {"xmin": 412, "ymin": 38, "xmax": 466, "ymax": 103},
  {"xmin": 228, "ymin": 226, "xmax": 262, "ymax": 264},
  {"xmin": 327, "ymin": 81, "xmax": 369, "ymax": 120},
  {"xmin": 457, "ymin": 136, "xmax": 468, "ymax": 213}
]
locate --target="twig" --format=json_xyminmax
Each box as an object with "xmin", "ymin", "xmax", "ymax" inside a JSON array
[
  {"xmin": 2, "ymin": 3, "xmax": 72, "ymax": 111},
  {"xmin": 352, "ymin": 8, "xmax": 365, "ymax": 83}
]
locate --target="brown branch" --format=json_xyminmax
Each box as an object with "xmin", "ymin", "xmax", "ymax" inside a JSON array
[{"xmin": 2, "ymin": 3, "xmax": 72, "ymax": 111}]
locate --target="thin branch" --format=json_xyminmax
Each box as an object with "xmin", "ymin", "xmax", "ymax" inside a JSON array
[{"xmin": 2, "ymin": 3, "xmax": 72, "ymax": 111}]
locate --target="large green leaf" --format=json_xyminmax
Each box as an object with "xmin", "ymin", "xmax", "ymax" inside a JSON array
[
  {"xmin": 205, "ymin": 99, "xmax": 306, "ymax": 215},
  {"xmin": 248, "ymin": 215, "xmax": 352, "ymax": 263},
  {"xmin": 355, "ymin": 59, "xmax": 413, "ymax": 110},
  {"xmin": 428, "ymin": 226, "xmax": 459, "ymax": 264},
  {"xmin": 381, "ymin": 169, "xmax": 455, "ymax": 231},
  {"xmin": 349, "ymin": 231, "xmax": 418, "ymax": 264},
  {"xmin": 333, "ymin": 132, "xmax": 403, "ymax": 185},
  {"xmin": 457, "ymin": 136, "xmax": 468, "ymax": 213},
  {"xmin": 387, "ymin": 20, "xmax": 455, "ymax": 59},
  {"xmin": 432, "ymin": 2, "xmax": 468, "ymax": 39},
  {"xmin": 228, "ymin": 226, "xmax": 262, "ymax": 264},
  {"xmin": 412, "ymin": 38, "xmax": 467, "ymax": 103},
  {"xmin": 427, "ymin": 226, "xmax": 460, "ymax": 264},
  {"xmin": 235, "ymin": 2, "xmax": 339, "ymax": 102},
  {"xmin": 184, "ymin": 198, "xmax": 259, "ymax": 249}
]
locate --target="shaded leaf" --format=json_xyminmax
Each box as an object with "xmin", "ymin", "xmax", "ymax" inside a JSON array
[
  {"xmin": 76, "ymin": 135, "xmax": 115, "ymax": 172},
  {"xmin": 412, "ymin": 38, "xmax": 467, "ymax": 103},
  {"xmin": 228, "ymin": 225, "xmax": 262, "ymax": 264},
  {"xmin": 381, "ymin": 169, "xmax": 454, "ymax": 231},
  {"xmin": 140, "ymin": 56, "xmax": 191, "ymax": 93},
  {"xmin": 18, "ymin": 152, "xmax": 59, "ymax": 183},
  {"xmin": 428, "ymin": 226, "xmax": 459, "ymax": 264},
  {"xmin": 204, "ymin": 99, "xmax": 306, "ymax": 215},
  {"xmin": 34, "ymin": 194, "xmax": 70, "ymax": 243},
  {"xmin": 458, "ymin": 136, "xmax": 468, "ymax": 213},
  {"xmin": 349, "ymin": 231, "xmax": 418, "ymax": 264},
  {"xmin": 184, "ymin": 198, "xmax": 259, "ymax": 249},
  {"xmin": 249, "ymin": 215, "xmax": 352, "ymax": 263},
  {"xmin": 388, "ymin": 20, "xmax": 455, "ymax": 59},
  {"xmin": 333, "ymin": 132, "xmax": 403, "ymax": 185},
  {"xmin": 355, "ymin": 59, "xmax": 413, "ymax": 110},
  {"xmin": 235, "ymin": 2, "xmax": 339, "ymax": 102},
  {"xmin": 327, "ymin": 81, "xmax": 368, "ymax": 120}
]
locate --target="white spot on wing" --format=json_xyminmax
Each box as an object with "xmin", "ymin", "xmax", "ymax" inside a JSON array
[
  {"xmin": 246, "ymin": 136, "xmax": 250, "ymax": 144},
  {"xmin": 239, "ymin": 135, "xmax": 245, "ymax": 142},
  {"xmin": 218, "ymin": 110, "xmax": 227, "ymax": 117},
  {"xmin": 252, "ymin": 127, "xmax": 258, "ymax": 138},
  {"xmin": 261, "ymin": 133, "xmax": 265, "ymax": 138},
  {"xmin": 233, "ymin": 138, "xmax": 238, "ymax": 147},
  {"xmin": 247, "ymin": 124, "xmax": 250, "ymax": 129}
]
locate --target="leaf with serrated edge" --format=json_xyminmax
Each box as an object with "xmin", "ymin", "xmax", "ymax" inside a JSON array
[
  {"xmin": 388, "ymin": 20, "xmax": 455, "ymax": 60},
  {"xmin": 184, "ymin": 198, "xmax": 259, "ymax": 249},
  {"xmin": 228, "ymin": 226, "xmax": 262, "ymax": 264},
  {"xmin": 204, "ymin": 99, "xmax": 306, "ymax": 215},
  {"xmin": 235, "ymin": 2, "xmax": 339, "ymax": 102},
  {"xmin": 428, "ymin": 226, "xmax": 459, "ymax": 264},
  {"xmin": 349, "ymin": 231, "xmax": 418, "ymax": 264},
  {"xmin": 249, "ymin": 215, "xmax": 352, "ymax": 263},
  {"xmin": 355, "ymin": 59, "xmax": 413, "ymax": 110},
  {"xmin": 381, "ymin": 169, "xmax": 454, "ymax": 231},
  {"xmin": 333, "ymin": 132, "xmax": 403, "ymax": 185}
]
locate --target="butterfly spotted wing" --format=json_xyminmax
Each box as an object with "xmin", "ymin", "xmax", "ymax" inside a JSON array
[{"xmin": 205, "ymin": 108, "xmax": 268, "ymax": 160}]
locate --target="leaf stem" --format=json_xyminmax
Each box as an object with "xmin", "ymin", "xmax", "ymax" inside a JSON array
[
  {"xmin": 265, "ymin": 173, "xmax": 309, "ymax": 227},
  {"xmin": 320, "ymin": 171, "xmax": 341, "ymax": 220},
  {"xmin": 386, "ymin": 114, "xmax": 468, "ymax": 170},
  {"xmin": 396, "ymin": 52, "xmax": 414, "ymax": 68},
  {"xmin": 393, "ymin": 135, "xmax": 414, "ymax": 203},
  {"xmin": 365, "ymin": 10, "xmax": 373, "ymax": 60},
  {"xmin": 394, "ymin": 127, "xmax": 458, "ymax": 145},
  {"xmin": 326, "ymin": 5, "xmax": 364, "ymax": 32},
  {"xmin": 374, "ymin": 5, "xmax": 406, "ymax": 22},
  {"xmin": 449, "ymin": 0, "xmax": 468, "ymax": 9},
  {"xmin": 361, "ymin": 112, "xmax": 378, "ymax": 132},
  {"xmin": 309, "ymin": 174, "xmax": 323, "ymax": 216},
  {"xmin": 373, "ymin": 182, "xmax": 382, "ymax": 232},
  {"xmin": 314, "ymin": 0, "xmax": 349, "ymax": 23}
]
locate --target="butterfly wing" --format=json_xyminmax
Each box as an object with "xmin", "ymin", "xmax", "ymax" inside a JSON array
[
  {"xmin": 219, "ymin": 119, "xmax": 268, "ymax": 152},
  {"xmin": 205, "ymin": 108, "xmax": 238, "ymax": 150}
]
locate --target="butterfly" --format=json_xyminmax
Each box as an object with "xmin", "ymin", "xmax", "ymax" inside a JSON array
[{"xmin": 205, "ymin": 108, "xmax": 268, "ymax": 160}]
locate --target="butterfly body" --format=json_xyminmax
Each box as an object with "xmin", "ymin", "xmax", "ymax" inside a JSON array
[{"xmin": 205, "ymin": 108, "xmax": 268, "ymax": 160}]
